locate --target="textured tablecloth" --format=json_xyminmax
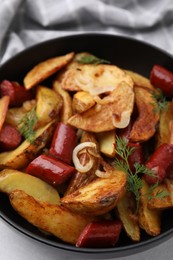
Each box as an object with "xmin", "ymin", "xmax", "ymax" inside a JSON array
[{"xmin": 0, "ymin": 1, "xmax": 173, "ymax": 259}]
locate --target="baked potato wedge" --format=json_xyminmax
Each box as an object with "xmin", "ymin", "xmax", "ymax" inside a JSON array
[
  {"xmin": 5, "ymin": 100, "xmax": 36, "ymax": 128},
  {"xmin": 10, "ymin": 190, "xmax": 93, "ymax": 244},
  {"xmin": 0, "ymin": 120, "xmax": 55, "ymax": 170},
  {"xmin": 148, "ymin": 179, "xmax": 173, "ymax": 209},
  {"xmin": 61, "ymin": 168, "xmax": 126, "ymax": 216},
  {"xmin": 157, "ymin": 102, "xmax": 173, "ymax": 146},
  {"xmin": 124, "ymin": 70, "xmax": 155, "ymax": 91},
  {"xmin": 96, "ymin": 130, "xmax": 116, "ymax": 158},
  {"xmin": 36, "ymin": 86, "xmax": 62, "ymax": 126},
  {"xmin": 72, "ymin": 91, "xmax": 95, "ymax": 113},
  {"xmin": 130, "ymin": 86, "xmax": 160, "ymax": 142},
  {"xmin": 0, "ymin": 169, "xmax": 60, "ymax": 204},
  {"xmin": 138, "ymin": 178, "xmax": 161, "ymax": 236},
  {"xmin": 53, "ymin": 80, "xmax": 73, "ymax": 124},
  {"xmin": 117, "ymin": 191, "xmax": 140, "ymax": 241},
  {"xmin": 68, "ymin": 81, "xmax": 134, "ymax": 132},
  {"xmin": 0, "ymin": 96, "xmax": 10, "ymax": 131},
  {"xmin": 24, "ymin": 52, "xmax": 74, "ymax": 90}
]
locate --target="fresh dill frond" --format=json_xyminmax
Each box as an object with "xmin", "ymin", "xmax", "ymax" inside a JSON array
[
  {"xmin": 18, "ymin": 107, "xmax": 37, "ymax": 143},
  {"xmin": 113, "ymin": 136, "xmax": 169, "ymax": 211},
  {"xmin": 77, "ymin": 54, "xmax": 110, "ymax": 65},
  {"xmin": 151, "ymin": 88, "xmax": 168, "ymax": 112}
]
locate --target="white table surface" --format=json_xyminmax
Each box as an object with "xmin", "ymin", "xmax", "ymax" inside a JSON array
[{"xmin": 0, "ymin": 218, "xmax": 173, "ymax": 260}]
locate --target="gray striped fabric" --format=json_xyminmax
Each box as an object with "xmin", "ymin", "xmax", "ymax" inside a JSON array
[{"xmin": 0, "ymin": 0, "xmax": 173, "ymax": 64}]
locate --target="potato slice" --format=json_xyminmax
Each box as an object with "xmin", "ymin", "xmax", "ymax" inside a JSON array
[
  {"xmin": 130, "ymin": 86, "xmax": 159, "ymax": 142},
  {"xmin": 157, "ymin": 102, "xmax": 173, "ymax": 146},
  {"xmin": 36, "ymin": 86, "xmax": 62, "ymax": 126},
  {"xmin": 0, "ymin": 169, "xmax": 60, "ymax": 204},
  {"xmin": 138, "ymin": 178, "xmax": 161, "ymax": 236},
  {"xmin": 72, "ymin": 91, "xmax": 95, "ymax": 113},
  {"xmin": 24, "ymin": 52, "xmax": 74, "ymax": 90},
  {"xmin": 10, "ymin": 190, "xmax": 93, "ymax": 244},
  {"xmin": 5, "ymin": 100, "xmax": 36, "ymax": 128},
  {"xmin": 62, "ymin": 64, "xmax": 133, "ymax": 94},
  {"xmin": 68, "ymin": 81, "xmax": 134, "ymax": 132},
  {"xmin": 148, "ymin": 179, "xmax": 173, "ymax": 209},
  {"xmin": 125, "ymin": 70, "xmax": 155, "ymax": 90},
  {"xmin": 61, "ymin": 168, "xmax": 126, "ymax": 216},
  {"xmin": 117, "ymin": 192, "xmax": 140, "ymax": 241},
  {"xmin": 0, "ymin": 120, "xmax": 55, "ymax": 170},
  {"xmin": 96, "ymin": 130, "xmax": 116, "ymax": 158},
  {"xmin": 0, "ymin": 96, "xmax": 10, "ymax": 131},
  {"xmin": 53, "ymin": 80, "xmax": 73, "ymax": 124}
]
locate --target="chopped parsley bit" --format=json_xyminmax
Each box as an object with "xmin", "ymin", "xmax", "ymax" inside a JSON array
[
  {"xmin": 77, "ymin": 54, "xmax": 110, "ymax": 65},
  {"xmin": 18, "ymin": 107, "xmax": 37, "ymax": 143}
]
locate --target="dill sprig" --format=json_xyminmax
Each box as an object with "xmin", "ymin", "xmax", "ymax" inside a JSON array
[
  {"xmin": 151, "ymin": 88, "xmax": 168, "ymax": 112},
  {"xmin": 77, "ymin": 54, "xmax": 110, "ymax": 65},
  {"xmin": 18, "ymin": 107, "xmax": 37, "ymax": 143},
  {"xmin": 113, "ymin": 136, "xmax": 168, "ymax": 211}
]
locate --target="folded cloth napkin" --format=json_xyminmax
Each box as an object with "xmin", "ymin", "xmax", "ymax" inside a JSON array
[{"xmin": 0, "ymin": 0, "xmax": 173, "ymax": 64}]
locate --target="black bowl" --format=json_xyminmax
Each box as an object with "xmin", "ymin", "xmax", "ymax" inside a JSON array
[{"xmin": 0, "ymin": 33, "xmax": 173, "ymax": 259}]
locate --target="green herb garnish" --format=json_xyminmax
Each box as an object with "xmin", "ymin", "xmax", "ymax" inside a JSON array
[
  {"xmin": 18, "ymin": 107, "xmax": 37, "ymax": 143},
  {"xmin": 151, "ymin": 88, "xmax": 168, "ymax": 112},
  {"xmin": 113, "ymin": 136, "xmax": 168, "ymax": 211},
  {"xmin": 77, "ymin": 54, "xmax": 110, "ymax": 65}
]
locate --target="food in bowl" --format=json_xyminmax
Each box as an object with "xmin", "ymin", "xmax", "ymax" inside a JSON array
[{"xmin": 0, "ymin": 50, "xmax": 173, "ymax": 249}]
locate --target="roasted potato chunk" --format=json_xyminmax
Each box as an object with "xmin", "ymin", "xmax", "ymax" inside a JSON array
[
  {"xmin": 68, "ymin": 81, "xmax": 134, "ymax": 132},
  {"xmin": 96, "ymin": 130, "xmax": 116, "ymax": 158},
  {"xmin": 117, "ymin": 192, "xmax": 140, "ymax": 241},
  {"xmin": 157, "ymin": 102, "xmax": 173, "ymax": 146},
  {"xmin": 0, "ymin": 169, "xmax": 60, "ymax": 204},
  {"xmin": 61, "ymin": 168, "xmax": 126, "ymax": 216},
  {"xmin": 125, "ymin": 70, "xmax": 155, "ymax": 91},
  {"xmin": 36, "ymin": 86, "xmax": 62, "ymax": 126},
  {"xmin": 130, "ymin": 86, "xmax": 159, "ymax": 142},
  {"xmin": 0, "ymin": 121, "xmax": 55, "ymax": 170},
  {"xmin": 0, "ymin": 96, "xmax": 10, "ymax": 131},
  {"xmin": 24, "ymin": 52, "xmax": 74, "ymax": 90},
  {"xmin": 72, "ymin": 91, "xmax": 95, "ymax": 113},
  {"xmin": 138, "ymin": 178, "xmax": 161, "ymax": 236},
  {"xmin": 148, "ymin": 179, "xmax": 173, "ymax": 209},
  {"xmin": 53, "ymin": 80, "xmax": 73, "ymax": 124},
  {"xmin": 10, "ymin": 190, "xmax": 93, "ymax": 244}
]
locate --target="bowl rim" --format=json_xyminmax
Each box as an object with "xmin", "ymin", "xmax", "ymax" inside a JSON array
[{"xmin": 0, "ymin": 32, "xmax": 173, "ymax": 257}]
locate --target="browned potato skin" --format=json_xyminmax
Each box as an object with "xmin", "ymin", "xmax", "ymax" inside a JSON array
[
  {"xmin": 0, "ymin": 96, "xmax": 10, "ymax": 131},
  {"xmin": 53, "ymin": 80, "xmax": 73, "ymax": 124},
  {"xmin": 0, "ymin": 121, "xmax": 55, "ymax": 170},
  {"xmin": 148, "ymin": 179, "xmax": 173, "ymax": 209},
  {"xmin": 10, "ymin": 190, "xmax": 93, "ymax": 244},
  {"xmin": 130, "ymin": 86, "xmax": 160, "ymax": 142},
  {"xmin": 117, "ymin": 192, "xmax": 140, "ymax": 241},
  {"xmin": 138, "ymin": 178, "xmax": 161, "ymax": 236},
  {"xmin": 36, "ymin": 86, "xmax": 63, "ymax": 126},
  {"xmin": 61, "ymin": 169, "xmax": 126, "ymax": 216},
  {"xmin": 124, "ymin": 70, "xmax": 155, "ymax": 91},
  {"xmin": 157, "ymin": 102, "xmax": 173, "ymax": 146},
  {"xmin": 72, "ymin": 91, "xmax": 95, "ymax": 113},
  {"xmin": 24, "ymin": 52, "xmax": 74, "ymax": 90}
]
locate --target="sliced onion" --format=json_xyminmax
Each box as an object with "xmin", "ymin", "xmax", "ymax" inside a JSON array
[
  {"xmin": 112, "ymin": 110, "xmax": 131, "ymax": 129},
  {"xmin": 72, "ymin": 142, "xmax": 97, "ymax": 173},
  {"xmin": 95, "ymin": 169, "xmax": 112, "ymax": 178}
]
